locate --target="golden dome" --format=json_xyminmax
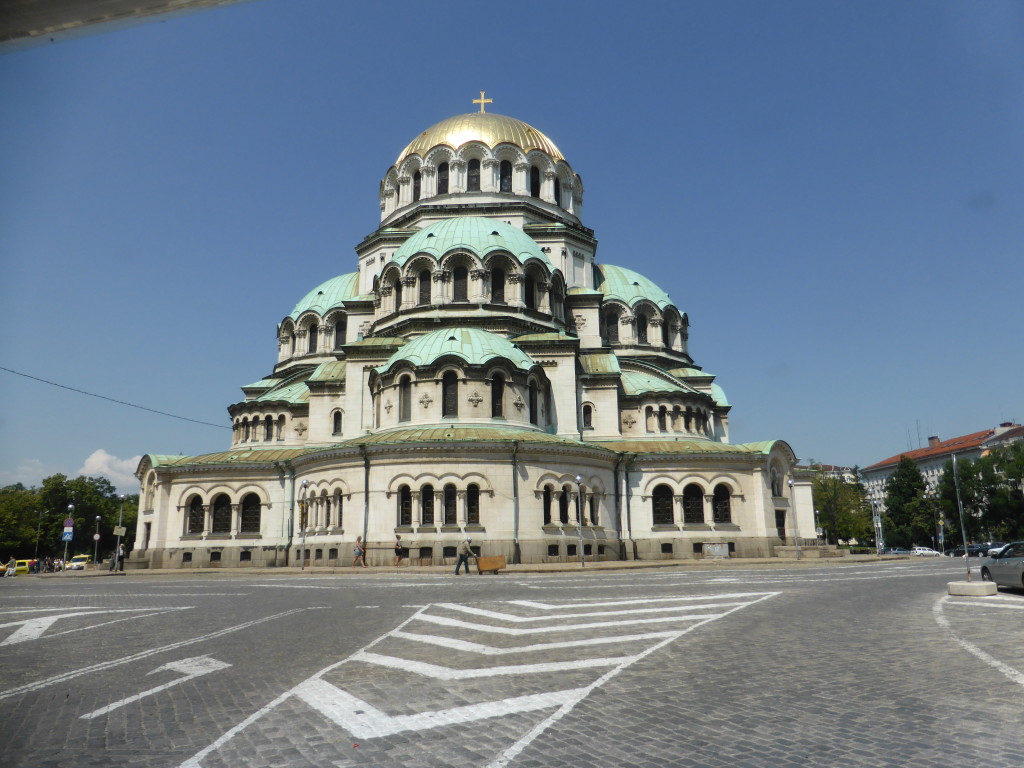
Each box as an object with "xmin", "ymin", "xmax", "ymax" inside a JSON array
[{"xmin": 396, "ymin": 112, "xmax": 564, "ymax": 165}]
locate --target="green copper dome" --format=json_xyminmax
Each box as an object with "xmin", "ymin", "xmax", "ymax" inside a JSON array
[
  {"xmin": 595, "ymin": 264, "xmax": 674, "ymax": 310},
  {"xmin": 289, "ymin": 272, "xmax": 360, "ymax": 320},
  {"xmin": 390, "ymin": 217, "xmax": 554, "ymax": 272},
  {"xmin": 378, "ymin": 327, "xmax": 537, "ymax": 373}
]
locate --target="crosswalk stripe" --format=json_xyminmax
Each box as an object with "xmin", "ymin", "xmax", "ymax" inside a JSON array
[
  {"xmin": 435, "ymin": 600, "xmax": 749, "ymax": 622},
  {"xmin": 416, "ymin": 610, "xmax": 727, "ymax": 634},
  {"xmin": 507, "ymin": 591, "xmax": 772, "ymax": 610},
  {"xmin": 352, "ymin": 650, "xmax": 635, "ymax": 679},
  {"xmin": 390, "ymin": 629, "xmax": 679, "ymax": 655}
]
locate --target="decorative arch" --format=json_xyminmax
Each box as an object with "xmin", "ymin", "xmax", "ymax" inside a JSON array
[
  {"xmin": 185, "ymin": 494, "xmax": 205, "ymax": 535},
  {"xmin": 652, "ymin": 484, "xmax": 674, "ymax": 526},
  {"xmin": 239, "ymin": 492, "xmax": 262, "ymax": 534},
  {"xmin": 683, "ymin": 483, "xmax": 705, "ymax": 525}
]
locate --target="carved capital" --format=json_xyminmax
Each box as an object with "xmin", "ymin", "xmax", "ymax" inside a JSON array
[
  {"xmin": 506, "ymin": 273, "xmax": 524, "ymax": 284},
  {"xmin": 620, "ymin": 314, "xmax": 635, "ymax": 326},
  {"xmin": 433, "ymin": 270, "xmax": 451, "ymax": 282},
  {"xmin": 400, "ymin": 276, "xmax": 417, "ymax": 287},
  {"xmin": 470, "ymin": 269, "xmax": 489, "ymax": 280}
]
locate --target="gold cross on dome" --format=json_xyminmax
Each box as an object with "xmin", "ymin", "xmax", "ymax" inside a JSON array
[{"xmin": 473, "ymin": 90, "xmax": 493, "ymax": 113}]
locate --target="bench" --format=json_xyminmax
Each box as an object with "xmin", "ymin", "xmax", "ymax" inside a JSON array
[{"xmin": 476, "ymin": 555, "xmax": 506, "ymax": 574}]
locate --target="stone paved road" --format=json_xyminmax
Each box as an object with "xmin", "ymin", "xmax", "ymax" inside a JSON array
[{"xmin": 1, "ymin": 559, "xmax": 1022, "ymax": 767}]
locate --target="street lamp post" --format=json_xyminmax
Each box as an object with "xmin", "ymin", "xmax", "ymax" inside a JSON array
[
  {"xmin": 34, "ymin": 509, "xmax": 48, "ymax": 561},
  {"xmin": 575, "ymin": 475, "xmax": 585, "ymax": 568},
  {"xmin": 63, "ymin": 503, "xmax": 74, "ymax": 568},
  {"xmin": 299, "ymin": 479, "xmax": 309, "ymax": 571},
  {"xmin": 93, "ymin": 515, "xmax": 101, "ymax": 567},
  {"xmin": 114, "ymin": 494, "xmax": 125, "ymax": 571},
  {"xmin": 952, "ymin": 453, "xmax": 971, "ymax": 582}
]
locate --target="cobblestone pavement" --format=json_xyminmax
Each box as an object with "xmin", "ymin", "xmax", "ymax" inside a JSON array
[{"xmin": 1, "ymin": 559, "xmax": 1022, "ymax": 767}]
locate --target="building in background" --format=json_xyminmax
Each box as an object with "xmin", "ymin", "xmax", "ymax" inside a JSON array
[{"xmin": 132, "ymin": 98, "xmax": 815, "ymax": 569}]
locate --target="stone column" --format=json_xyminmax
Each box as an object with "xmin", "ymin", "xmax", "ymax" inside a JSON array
[
  {"xmin": 396, "ymin": 175, "xmax": 409, "ymax": 208},
  {"xmin": 470, "ymin": 269, "xmax": 488, "ymax": 302},
  {"xmin": 648, "ymin": 317, "xmax": 664, "ymax": 348},
  {"xmin": 482, "ymin": 159, "xmax": 498, "ymax": 192},
  {"xmin": 542, "ymin": 170, "xmax": 556, "ymax": 203},
  {"xmin": 433, "ymin": 269, "xmax": 450, "ymax": 304},
  {"xmin": 507, "ymin": 272, "xmax": 525, "ymax": 308},
  {"xmin": 513, "ymin": 162, "xmax": 529, "ymax": 195}
]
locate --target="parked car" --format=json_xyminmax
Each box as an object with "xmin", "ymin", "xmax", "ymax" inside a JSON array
[
  {"xmin": 946, "ymin": 545, "xmax": 990, "ymax": 557},
  {"xmin": 980, "ymin": 541, "xmax": 1024, "ymax": 589},
  {"xmin": 986, "ymin": 543, "xmax": 1008, "ymax": 557},
  {"xmin": 911, "ymin": 546, "xmax": 941, "ymax": 557},
  {"xmin": 881, "ymin": 547, "xmax": 911, "ymax": 555},
  {"xmin": 66, "ymin": 554, "xmax": 93, "ymax": 570},
  {"xmin": 15, "ymin": 559, "xmax": 30, "ymax": 574}
]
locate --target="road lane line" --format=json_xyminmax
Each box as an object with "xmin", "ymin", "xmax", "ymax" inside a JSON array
[
  {"xmin": 416, "ymin": 610, "xmax": 727, "ymax": 634},
  {"xmin": 390, "ymin": 629, "xmax": 678, "ymax": 655},
  {"xmin": 933, "ymin": 596, "xmax": 1024, "ymax": 688},
  {"xmin": 436, "ymin": 600, "xmax": 749, "ymax": 622},
  {"xmin": 0, "ymin": 607, "xmax": 313, "ymax": 701},
  {"xmin": 352, "ymin": 651, "xmax": 634, "ymax": 679}
]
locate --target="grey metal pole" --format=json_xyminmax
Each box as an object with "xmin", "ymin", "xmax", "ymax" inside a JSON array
[
  {"xmin": 64, "ymin": 503, "xmax": 73, "ymax": 569},
  {"xmin": 952, "ymin": 453, "xmax": 971, "ymax": 581},
  {"xmin": 115, "ymin": 495, "xmax": 125, "ymax": 570},
  {"xmin": 575, "ymin": 475, "xmax": 584, "ymax": 568},
  {"xmin": 299, "ymin": 479, "xmax": 309, "ymax": 571},
  {"xmin": 94, "ymin": 516, "xmax": 101, "ymax": 566}
]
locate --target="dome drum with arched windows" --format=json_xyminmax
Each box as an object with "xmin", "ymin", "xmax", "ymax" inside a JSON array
[{"xmin": 133, "ymin": 97, "xmax": 816, "ymax": 571}]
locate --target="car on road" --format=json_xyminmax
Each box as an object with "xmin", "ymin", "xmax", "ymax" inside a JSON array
[
  {"xmin": 66, "ymin": 554, "xmax": 93, "ymax": 570},
  {"xmin": 980, "ymin": 541, "xmax": 1024, "ymax": 589},
  {"xmin": 946, "ymin": 545, "xmax": 991, "ymax": 557},
  {"xmin": 911, "ymin": 546, "xmax": 941, "ymax": 557},
  {"xmin": 15, "ymin": 559, "xmax": 30, "ymax": 574},
  {"xmin": 880, "ymin": 547, "xmax": 911, "ymax": 555}
]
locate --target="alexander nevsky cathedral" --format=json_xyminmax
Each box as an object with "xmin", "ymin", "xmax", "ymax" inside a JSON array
[{"xmin": 132, "ymin": 94, "xmax": 814, "ymax": 569}]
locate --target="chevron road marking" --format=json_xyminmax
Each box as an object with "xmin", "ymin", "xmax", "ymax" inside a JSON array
[
  {"xmin": 390, "ymin": 629, "xmax": 679, "ymax": 655},
  {"xmin": 435, "ymin": 599, "xmax": 749, "ymax": 622},
  {"xmin": 506, "ymin": 591, "xmax": 770, "ymax": 610},
  {"xmin": 179, "ymin": 591, "xmax": 779, "ymax": 767},
  {"xmin": 0, "ymin": 607, "xmax": 192, "ymax": 647},
  {"xmin": 293, "ymin": 678, "xmax": 586, "ymax": 738}
]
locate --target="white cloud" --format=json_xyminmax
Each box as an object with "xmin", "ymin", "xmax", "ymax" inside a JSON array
[
  {"xmin": 76, "ymin": 450, "xmax": 142, "ymax": 493},
  {"xmin": 0, "ymin": 458, "xmax": 61, "ymax": 489}
]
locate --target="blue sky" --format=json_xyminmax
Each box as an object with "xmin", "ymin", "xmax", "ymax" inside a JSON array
[{"xmin": 1, "ymin": 0, "xmax": 1022, "ymax": 492}]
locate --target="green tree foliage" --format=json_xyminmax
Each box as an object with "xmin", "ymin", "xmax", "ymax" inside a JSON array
[
  {"xmin": 939, "ymin": 443, "xmax": 1024, "ymax": 544},
  {"xmin": 883, "ymin": 456, "xmax": 932, "ymax": 548},
  {"xmin": 811, "ymin": 472, "xmax": 872, "ymax": 544},
  {"xmin": 0, "ymin": 475, "xmax": 138, "ymax": 560}
]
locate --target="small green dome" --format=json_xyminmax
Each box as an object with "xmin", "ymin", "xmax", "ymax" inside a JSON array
[
  {"xmin": 391, "ymin": 217, "xmax": 554, "ymax": 272},
  {"xmin": 595, "ymin": 264, "xmax": 675, "ymax": 311},
  {"xmin": 378, "ymin": 328, "xmax": 536, "ymax": 373},
  {"xmin": 289, "ymin": 272, "xmax": 360, "ymax": 320}
]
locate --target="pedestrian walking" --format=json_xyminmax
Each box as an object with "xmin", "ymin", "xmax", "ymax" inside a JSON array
[
  {"xmin": 393, "ymin": 534, "xmax": 403, "ymax": 567},
  {"xmin": 5, "ymin": 556, "xmax": 16, "ymax": 577},
  {"xmin": 118, "ymin": 544, "xmax": 126, "ymax": 571},
  {"xmin": 455, "ymin": 537, "xmax": 474, "ymax": 575},
  {"xmin": 352, "ymin": 536, "xmax": 367, "ymax": 568}
]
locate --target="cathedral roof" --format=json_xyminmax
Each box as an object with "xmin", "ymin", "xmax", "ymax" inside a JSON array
[
  {"xmin": 378, "ymin": 327, "xmax": 536, "ymax": 373},
  {"xmin": 288, "ymin": 272, "xmax": 359, "ymax": 320},
  {"xmin": 396, "ymin": 111, "xmax": 564, "ymax": 165},
  {"xmin": 619, "ymin": 369, "xmax": 691, "ymax": 396},
  {"xmin": 595, "ymin": 264, "xmax": 674, "ymax": 310},
  {"xmin": 390, "ymin": 217, "xmax": 554, "ymax": 271}
]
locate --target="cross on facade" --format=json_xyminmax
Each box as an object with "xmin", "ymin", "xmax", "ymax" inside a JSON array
[{"xmin": 473, "ymin": 90, "xmax": 493, "ymax": 113}]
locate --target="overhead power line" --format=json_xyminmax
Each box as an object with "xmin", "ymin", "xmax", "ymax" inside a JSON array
[{"xmin": 0, "ymin": 365, "xmax": 230, "ymax": 430}]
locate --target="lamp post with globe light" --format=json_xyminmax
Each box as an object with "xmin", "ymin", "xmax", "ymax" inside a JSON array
[
  {"xmin": 575, "ymin": 475, "xmax": 585, "ymax": 568},
  {"xmin": 299, "ymin": 479, "xmax": 309, "ymax": 571},
  {"xmin": 93, "ymin": 515, "xmax": 101, "ymax": 567},
  {"xmin": 63, "ymin": 503, "xmax": 74, "ymax": 568}
]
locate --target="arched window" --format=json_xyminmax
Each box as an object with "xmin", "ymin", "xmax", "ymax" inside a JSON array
[
  {"xmin": 333, "ymin": 489, "xmax": 343, "ymax": 528},
  {"xmin": 452, "ymin": 266, "xmax": 468, "ymax": 302},
  {"xmin": 529, "ymin": 381, "xmax": 539, "ymax": 425},
  {"xmin": 582, "ymin": 404, "xmax": 593, "ymax": 429},
  {"xmin": 491, "ymin": 268, "xmax": 505, "ymax": 304},
  {"xmin": 412, "ymin": 171, "xmax": 421, "ymax": 202},
  {"xmin": 321, "ymin": 491, "xmax": 330, "ymax": 527},
  {"xmin": 242, "ymin": 419, "xmax": 250, "ymax": 442},
  {"xmin": 422, "ymin": 484, "xmax": 434, "ymax": 526},
  {"xmin": 308, "ymin": 324, "xmax": 318, "ymax": 353},
  {"xmin": 662, "ymin": 319, "xmax": 670, "ymax": 347},
  {"xmin": 589, "ymin": 494, "xmax": 598, "ymax": 526},
  {"xmin": 399, "ymin": 375, "xmax": 411, "ymax": 422},
  {"xmin": 771, "ymin": 468, "xmax": 783, "ymax": 497},
  {"xmin": 636, "ymin": 314, "xmax": 648, "ymax": 344},
  {"xmin": 543, "ymin": 485, "xmax": 552, "ymax": 525},
  {"xmin": 289, "ymin": 333, "xmax": 295, "ymax": 355},
  {"xmin": 334, "ymin": 316, "xmax": 347, "ymax": 349},
  {"xmin": 713, "ymin": 484, "xmax": 732, "ymax": 524},
  {"xmin": 418, "ymin": 269, "xmax": 431, "ymax": 305},
  {"xmin": 529, "ymin": 166, "xmax": 541, "ymax": 198},
  {"xmin": 332, "ymin": 411, "xmax": 342, "ymax": 435},
  {"xmin": 437, "ymin": 162, "xmax": 449, "ymax": 195},
  {"xmin": 442, "ymin": 372, "xmax": 459, "ymax": 418},
  {"xmin": 264, "ymin": 415, "xmax": 273, "ymax": 441},
  {"xmin": 652, "ymin": 484, "xmax": 674, "ymax": 525},
  {"xmin": 553, "ymin": 177, "xmax": 561, "ymax": 206},
  {"xmin": 467, "ymin": 158, "xmax": 480, "ymax": 191},
  {"xmin": 524, "ymin": 275, "xmax": 537, "ymax": 309},
  {"xmin": 467, "ymin": 484, "xmax": 480, "ymax": 525},
  {"xmin": 499, "ymin": 160, "xmax": 512, "ymax": 192},
  {"xmin": 559, "ymin": 485, "xmax": 570, "ymax": 524},
  {"xmin": 657, "ymin": 406, "xmax": 667, "ymax": 432},
  {"xmin": 276, "ymin": 415, "xmax": 285, "ymax": 440},
  {"xmin": 683, "ymin": 484, "xmax": 704, "ymax": 525},
  {"xmin": 491, "ymin": 374, "xmax": 504, "ymax": 418},
  {"xmin": 601, "ymin": 309, "xmax": 619, "ymax": 344},
  {"xmin": 443, "ymin": 484, "xmax": 457, "ymax": 525},
  {"xmin": 211, "ymin": 494, "xmax": 232, "ymax": 533},
  {"xmin": 393, "ymin": 279, "xmax": 403, "ymax": 312},
  {"xmin": 397, "ymin": 485, "xmax": 412, "ymax": 527},
  {"xmin": 187, "ymin": 496, "xmax": 204, "ymax": 534}
]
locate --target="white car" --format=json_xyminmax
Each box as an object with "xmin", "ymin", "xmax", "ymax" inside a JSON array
[{"xmin": 911, "ymin": 546, "xmax": 941, "ymax": 557}]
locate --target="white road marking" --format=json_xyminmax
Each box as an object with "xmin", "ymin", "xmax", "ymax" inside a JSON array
[
  {"xmin": 933, "ymin": 596, "xmax": 1024, "ymax": 688},
  {"xmin": 0, "ymin": 608, "xmax": 191, "ymax": 646},
  {"xmin": 0, "ymin": 607, "xmax": 314, "ymax": 701},
  {"xmin": 947, "ymin": 599, "xmax": 1024, "ymax": 611},
  {"xmin": 80, "ymin": 656, "xmax": 231, "ymax": 720},
  {"xmin": 509, "ymin": 592, "xmax": 765, "ymax": 609},
  {"xmin": 352, "ymin": 651, "xmax": 634, "ymax": 679},
  {"xmin": 416, "ymin": 610, "xmax": 726, "ymax": 634},
  {"xmin": 390, "ymin": 629, "xmax": 678, "ymax": 655},
  {"xmin": 293, "ymin": 679, "xmax": 584, "ymax": 738},
  {"xmin": 437, "ymin": 599, "xmax": 748, "ymax": 622}
]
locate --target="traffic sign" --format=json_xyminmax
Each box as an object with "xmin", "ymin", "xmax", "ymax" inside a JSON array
[
  {"xmin": 61, "ymin": 531, "xmax": 73, "ymax": 542},
  {"xmin": 64, "ymin": 517, "xmax": 75, "ymax": 528},
  {"xmin": 113, "ymin": 526, "xmax": 127, "ymax": 537},
  {"xmin": 63, "ymin": 526, "xmax": 74, "ymax": 534},
  {"xmin": 93, "ymin": 533, "xmax": 101, "ymax": 541}
]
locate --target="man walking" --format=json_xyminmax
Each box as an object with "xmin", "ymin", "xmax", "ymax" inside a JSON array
[{"xmin": 455, "ymin": 537, "xmax": 474, "ymax": 575}]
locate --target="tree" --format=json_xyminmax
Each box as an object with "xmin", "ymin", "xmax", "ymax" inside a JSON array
[
  {"xmin": 883, "ymin": 456, "xmax": 931, "ymax": 548},
  {"xmin": 811, "ymin": 472, "xmax": 872, "ymax": 544}
]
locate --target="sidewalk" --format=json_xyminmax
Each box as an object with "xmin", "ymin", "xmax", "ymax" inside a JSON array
[{"xmin": 33, "ymin": 553, "xmax": 918, "ymax": 578}]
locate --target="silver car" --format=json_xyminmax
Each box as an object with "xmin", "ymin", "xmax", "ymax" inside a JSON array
[{"xmin": 980, "ymin": 541, "xmax": 1024, "ymax": 589}]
